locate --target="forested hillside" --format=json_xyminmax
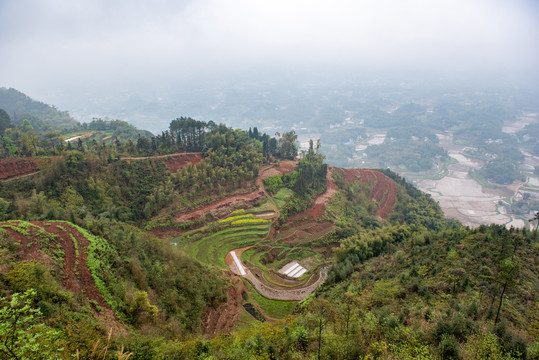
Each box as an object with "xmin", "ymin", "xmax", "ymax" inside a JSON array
[
  {"xmin": 0, "ymin": 88, "xmax": 78, "ymax": 130},
  {"xmin": 0, "ymin": 102, "xmax": 537, "ymax": 359}
]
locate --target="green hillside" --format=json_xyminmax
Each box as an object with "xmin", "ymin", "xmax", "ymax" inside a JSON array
[{"xmin": 0, "ymin": 109, "xmax": 537, "ymax": 359}]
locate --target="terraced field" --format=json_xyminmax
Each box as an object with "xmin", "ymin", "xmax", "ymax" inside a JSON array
[
  {"xmin": 178, "ymin": 221, "xmax": 271, "ymax": 269},
  {"xmin": 172, "ymin": 161, "xmax": 338, "ymax": 323},
  {"xmin": 0, "ymin": 220, "xmax": 126, "ymax": 333}
]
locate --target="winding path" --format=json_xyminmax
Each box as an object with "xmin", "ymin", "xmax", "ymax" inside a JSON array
[{"xmin": 226, "ymin": 247, "xmax": 328, "ymax": 301}]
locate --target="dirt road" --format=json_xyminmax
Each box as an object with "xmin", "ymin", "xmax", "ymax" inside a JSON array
[{"xmin": 226, "ymin": 247, "xmax": 328, "ymax": 301}]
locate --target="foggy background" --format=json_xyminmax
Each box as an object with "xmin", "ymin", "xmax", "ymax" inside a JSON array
[{"xmin": 1, "ymin": 0, "xmax": 538, "ymax": 130}]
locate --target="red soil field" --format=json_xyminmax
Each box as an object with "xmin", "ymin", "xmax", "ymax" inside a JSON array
[
  {"xmin": 201, "ymin": 276, "xmax": 246, "ymax": 335},
  {"xmin": 1, "ymin": 221, "xmax": 126, "ymax": 334},
  {"xmin": 337, "ymin": 168, "xmax": 396, "ymax": 218},
  {"xmin": 163, "ymin": 153, "xmax": 203, "ymax": 172},
  {"xmin": 0, "ymin": 158, "xmax": 48, "ymax": 180}
]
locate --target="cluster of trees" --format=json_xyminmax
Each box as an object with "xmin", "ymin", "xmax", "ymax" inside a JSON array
[
  {"xmin": 325, "ymin": 168, "xmax": 450, "ymax": 239},
  {"xmin": 0, "ymin": 114, "xmax": 64, "ymax": 157},
  {"xmin": 114, "ymin": 118, "xmax": 296, "ymax": 161},
  {"xmin": 0, "ymin": 111, "xmax": 156, "ymax": 158},
  {"xmin": 74, "ymin": 117, "xmax": 154, "ymax": 139},
  {"xmin": 427, "ymin": 103, "xmax": 514, "ymax": 132},
  {"xmin": 263, "ymin": 138, "xmax": 326, "ymax": 219},
  {"xmin": 482, "ymin": 161, "xmax": 522, "ymax": 185},
  {"xmin": 293, "ymin": 139, "xmax": 327, "ymax": 195},
  {"xmin": 380, "ymin": 168, "xmax": 453, "ymax": 231},
  {"xmin": 367, "ymin": 139, "xmax": 448, "ymax": 172}
]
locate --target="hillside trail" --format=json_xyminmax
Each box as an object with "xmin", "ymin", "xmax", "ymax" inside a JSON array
[
  {"xmin": 1, "ymin": 171, "xmax": 41, "ymax": 182},
  {"xmin": 0, "ymin": 157, "xmax": 58, "ymax": 182},
  {"xmin": 119, "ymin": 152, "xmax": 200, "ymax": 160}
]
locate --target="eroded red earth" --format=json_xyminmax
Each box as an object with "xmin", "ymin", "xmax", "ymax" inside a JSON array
[
  {"xmin": 1, "ymin": 221, "xmax": 126, "ymax": 334},
  {"xmin": 336, "ymin": 168, "xmax": 396, "ymax": 218},
  {"xmin": 0, "ymin": 158, "xmax": 53, "ymax": 180}
]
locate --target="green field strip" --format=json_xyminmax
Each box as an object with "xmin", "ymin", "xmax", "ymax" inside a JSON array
[
  {"xmin": 261, "ymin": 270, "xmax": 311, "ymax": 288},
  {"xmin": 274, "ymin": 188, "xmax": 294, "ymax": 200},
  {"xmin": 179, "ymin": 225, "xmax": 269, "ymax": 248},
  {"xmin": 213, "ymin": 238, "xmax": 260, "ymax": 269},
  {"xmin": 243, "ymin": 280, "xmax": 297, "ymax": 319},
  {"xmin": 184, "ymin": 223, "xmax": 271, "ymax": 266},
  {"xmin": 242, "ymin": 247, "xmax": 267, "ymax": 268}
]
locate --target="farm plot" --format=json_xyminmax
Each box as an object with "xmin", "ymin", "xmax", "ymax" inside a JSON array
[
  {"xmin": 276, "ymin": 220, "xmax": 335, "ymax": 244},
  {"xmin": 0, "ymin": 221, "xmax": 126, "ymax": 333},
  {"xmin": 357, "ymin": 169, "xmax": 396, "ymax": 218},
  {"xmin": 279, "ymin": 261, "xmax": 307, "ymax": 278},
  {"xmin": 0, "ymin": 157, "xmax": 55, "ymax": 180},
  {"xmin": 243, "ymin": 245, "xmax": 322, "ymax": 278},
  {"xmin": 176, "ymin": 215, "xmax": 271, "ymax": 269}
]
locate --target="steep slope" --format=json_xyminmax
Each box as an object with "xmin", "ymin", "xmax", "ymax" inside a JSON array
[
  {"xmin": 313, "ymin": 224, "xmax": 539, "ymax": 359},
  {"xmin": 0, "ymin": 219, "xmax": 228, "ymax": 356},
  {"xmin": 0, "ymin": 221, "xmax": 125, "ymax": 333}
]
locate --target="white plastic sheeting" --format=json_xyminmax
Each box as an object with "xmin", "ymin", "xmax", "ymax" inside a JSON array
[
  {"xmin": 231, "ymin": 251, "xmax": 246, "ymax": 275},
  {"xmin": 279, "ymin": 261, "xmax": 308, "ymax": 278}
]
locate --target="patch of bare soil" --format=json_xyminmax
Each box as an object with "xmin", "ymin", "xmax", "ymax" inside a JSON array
[
  {"xmin": 290, "ymin": 167, "xmax": 338, "ymax": 221},
  {"xmin": 0, "ymin": 157, "xmax": 55, "ymax": 181},
  {"xmin": 281, "ymin": 229, "xmax": 310, "ymax": 243},
  {"xmin": 201, "ymin": 275, "xmax": 246, "ymax": 336},
  {"xmin": 147, "ymin": 226, "xmax": 185, "ymax": 239},
  {"xmin": 259, "ymin": 160, "xmax": 298, "ymax": 180},
  {"xmin": 336, "ymin": 168, "xmax": 396, "ymax": 218},
  {"xmin": 163, "ymin": 153, "xmax": 203, "ymax": 172},
  {"xmin": 280, "ymin": 221, "xmax": 335, "ymax": 244}
]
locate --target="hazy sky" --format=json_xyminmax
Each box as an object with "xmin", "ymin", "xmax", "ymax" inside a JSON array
[{"xmin": 1, "ymin": 0, "xmax": 538, "ymax": 98}]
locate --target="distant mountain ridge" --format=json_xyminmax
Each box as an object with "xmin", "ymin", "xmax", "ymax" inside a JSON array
[{"xmin": 0, "ymin": 87, "xmax": 78, "ymax": 129}]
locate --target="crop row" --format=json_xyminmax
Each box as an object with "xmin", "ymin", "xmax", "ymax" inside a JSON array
[{"xmin": 218, "ymin": 214, "xmax": 255, "ymax": 223}]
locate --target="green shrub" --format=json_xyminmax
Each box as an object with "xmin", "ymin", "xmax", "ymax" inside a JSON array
[{"xmin": 439, "ymin": 335, "xmax": 460, "ymax": 359}]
